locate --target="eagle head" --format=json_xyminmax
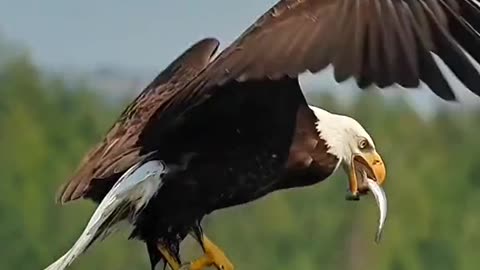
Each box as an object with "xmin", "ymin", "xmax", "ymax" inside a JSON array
[{"xmin": 308, "ymin": 105, "xmax": 386, "ymax": 200}]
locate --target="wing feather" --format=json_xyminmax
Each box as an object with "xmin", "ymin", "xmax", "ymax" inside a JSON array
[
  {"xmin": 57, "ymin": 38, "xmax": 219, "ymax": 204},
  {"xmin": 135, "ymin": 0, "xmax": 480, "ymax": 150},
  {"xmin": 142, "ymin": 0, "xmax": 479, "ymax": 132},
  {"xmin": 201, "ymin": 0, "xmax": 480, "ymax": 98}
]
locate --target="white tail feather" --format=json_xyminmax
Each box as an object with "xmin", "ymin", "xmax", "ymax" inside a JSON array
[{"xmin": 44, "ymin": 160, "xmax": 168, "ymax": 270}]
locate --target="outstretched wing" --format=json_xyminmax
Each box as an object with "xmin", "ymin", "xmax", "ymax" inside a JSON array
[
  {"xmin": 241, "ymin": 0, "xmax": 480, "ymax": 100},
  {"xmin": 136, "ymin": 0, "xmax": 480, "ymax": 150},
  {"xmin": 184, "ymin": 0, "xmax": 480, "ymax": 103},
  {"xmin": 57, "ymin": 38, "xmax": 219, "ymax": 204},
  {"xmin": 136, "ymin": 0, "xmax": 480, "ymax": 146}
]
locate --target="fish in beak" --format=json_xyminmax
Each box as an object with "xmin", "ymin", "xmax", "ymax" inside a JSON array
[
  {"xmin": 365, "ymin": 177, "xmax": 387, "ymax": 243},
  {"xmin": 345, "ymin": 151, "xmax": 387, "ymax": 243},
  {"xmin": 346, "ymin": 151, "xmax": 386, "ymax": 199}
]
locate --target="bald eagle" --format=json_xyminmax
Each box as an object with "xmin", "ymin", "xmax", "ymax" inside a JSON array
[{"xmin": 46, "ymin": 0, "xmax": 480, "ymax": 270}]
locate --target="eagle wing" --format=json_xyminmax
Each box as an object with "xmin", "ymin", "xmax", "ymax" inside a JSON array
[
  {"xmin": 165, "ymin": 0, "xmax": 480, "ymax": 107},
  {"xmin": 135, "ymin": 0, "xmax": 480, "ymax": 149},
  {"xmin": 57, "ymin": 38, "xmax": 219, "ymax": 204}
]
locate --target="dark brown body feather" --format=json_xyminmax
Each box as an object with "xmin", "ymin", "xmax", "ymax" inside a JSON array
[
  {"xmin": 57, "ymin": 38, "xmax": 220, "ymax": 203},
  {"xmin": 56, "ymin": 0, "xmax": 480, "ymax": 267},
  {"xmin": 130, "ymin": 78, "xmax": 338, "ymax": 265}
]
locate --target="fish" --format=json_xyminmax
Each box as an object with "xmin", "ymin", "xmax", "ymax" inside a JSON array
[{"xmin": 365, "ymin": 177, "xmax": 387, "ymax": 243}]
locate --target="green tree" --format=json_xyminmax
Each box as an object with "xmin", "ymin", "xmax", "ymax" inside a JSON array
[{"xmin": 1, "ymin": 40, "xmax": 480, "ymax": 269}]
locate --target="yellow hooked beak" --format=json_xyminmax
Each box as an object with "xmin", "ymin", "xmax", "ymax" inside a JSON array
[{"xmin": 346, "ymin": 151, "xmax": 386, "ymax": 200}]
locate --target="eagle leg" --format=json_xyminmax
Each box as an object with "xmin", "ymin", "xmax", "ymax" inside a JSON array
[
  {"xmin": 189, "ymin": 234, "xmax": 234, "ymax": 270},
  {"xmin": 156, "ymin": 243, "xmax": 182, "ymax": 270}
]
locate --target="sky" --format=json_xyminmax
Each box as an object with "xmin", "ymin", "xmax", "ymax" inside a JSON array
[
  {"xmin": 1, "ymin": 0, "xmax": 480, "ymax": 112},
  {"xmin": 0, "ymin": 0, "xmax": 276, "ymax": 71}
]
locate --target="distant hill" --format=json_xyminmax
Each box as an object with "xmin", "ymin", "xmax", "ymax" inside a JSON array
[
  {"xmin": 45, "ymin": 66, "xmax": 157, "ymax": 102},
  {"xmin": 44, "ymin": 63, "xmax": 480, "ymax": 120}
]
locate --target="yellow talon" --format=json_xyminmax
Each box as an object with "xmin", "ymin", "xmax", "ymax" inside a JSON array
[{"xmin": 190, "ymin": 235, "xmax": 234, "ymax": 270}]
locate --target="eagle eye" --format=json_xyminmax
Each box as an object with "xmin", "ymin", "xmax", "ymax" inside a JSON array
[{"xmin": 359, "ymin": 138, "xmax": 369, "ymax": 150}]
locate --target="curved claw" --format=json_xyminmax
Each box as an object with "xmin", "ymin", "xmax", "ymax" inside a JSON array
[{"xmin": 189, "ymin": 235, "xmax": 234, "ymax": 270}]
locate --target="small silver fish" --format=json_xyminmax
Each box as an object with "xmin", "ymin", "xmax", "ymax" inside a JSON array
[{"xmin": 365, "ymin": 177, "xmax": 388, "ymax": 243}]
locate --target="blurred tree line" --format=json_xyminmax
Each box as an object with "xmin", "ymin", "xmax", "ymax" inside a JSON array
[{"xmin": 1, "ymin": 39, "xmax": 480, "ymax": 270}]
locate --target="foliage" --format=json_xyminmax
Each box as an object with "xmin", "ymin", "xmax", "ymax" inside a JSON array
[{"xmin": 1, "ymin": 46, "xmax": 480, "ymax": 270}]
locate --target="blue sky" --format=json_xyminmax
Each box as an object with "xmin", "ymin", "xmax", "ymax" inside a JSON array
[
  {"xmin": 1, "ymin": 0, "xmax": 479, "ymax": 111},
  {"xmin": 0, "ymin": 0, "xmax": 276, "ymax": 70}
]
